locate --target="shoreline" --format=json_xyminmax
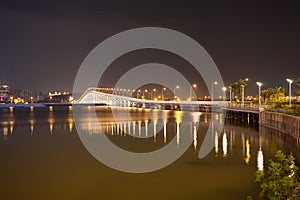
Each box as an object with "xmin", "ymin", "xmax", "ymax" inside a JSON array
[{"xmin": 260, "ymin": 111, "xmax": 300, "ymax": 142}]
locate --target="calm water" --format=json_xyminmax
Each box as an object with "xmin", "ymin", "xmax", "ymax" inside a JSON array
[{"xmin": 0, "ymin": 106, "xmax": 299, "ymax": 200}]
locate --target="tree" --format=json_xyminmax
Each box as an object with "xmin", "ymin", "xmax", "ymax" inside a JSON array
[
  {"xmin": 230, "ymin": 78, "xmax": 248, "ymax": 101},
  {"xmin": 260, "ymin": 87, "xmax": 285, "ymax": 104},
  {"xmin": 255, "ymin": 150, "xmax": 300, "ymax": 200},
  {"xmin": 270, "ymin": 87, "xmax": 285, "ymax": 102}
]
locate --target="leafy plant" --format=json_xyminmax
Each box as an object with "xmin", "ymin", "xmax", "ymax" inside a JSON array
[{"xmin": 255, "ymin": 150, "xmax": 300, "ymax": 200}]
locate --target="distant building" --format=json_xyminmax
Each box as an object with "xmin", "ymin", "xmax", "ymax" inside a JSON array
[
  {"xmin": 0, "ymin": 85, "xmax": 9, "ymax": 102},
  {"xmin": 9, "ymin": 89, "xmax": 46, "ymax": 103},
  {"xmin": 46, "ymin": 91, "xmax": 73, "ymax": 103}
]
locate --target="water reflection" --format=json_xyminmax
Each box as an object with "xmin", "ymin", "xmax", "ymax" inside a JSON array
[
  {"xmin": 257, "ymin": 149, "xmax": 264, "ymax": 171},
  {"xmin": 214, "ymin": 131, "xmax": 219, "ymax": 155},
  {"xmin": 0, "ymin": 107, "xmax": 299, "ymax": 169},
  {"xmin": 30, "ymin": 120, "xmax": 34, "ymax": 135},
  {"xmin": 3, "ymin": 126, "xmax": 8, "ymax": 140},
  {"xmin": 222, "ymin": 133, "xmax": 228, "ymax": 157},
  {"xmin": 2, "ymin": 107, "xmax": 300, "ymax": 200},
  {"xmin": 245, "ymin": 139, "xmax": 251, "ymax": 164},
  {"xmin": 9, "ymin": 121, "xmax": 14, "ymax": 134}
]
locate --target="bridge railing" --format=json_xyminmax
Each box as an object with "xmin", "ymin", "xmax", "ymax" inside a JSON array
[{"xmin": 77, "ymin": 88, "xmax": 263, "ymax": 113}]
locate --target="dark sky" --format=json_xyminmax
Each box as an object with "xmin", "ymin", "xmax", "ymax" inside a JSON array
[{"xmin": 0, "ymin": 0, "xmax": 300, "ymax": 96}]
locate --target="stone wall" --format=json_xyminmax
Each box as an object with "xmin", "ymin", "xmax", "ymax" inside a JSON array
[{"xmin": 260, "ymin": 111, "xmax": 300, "ymax": 141}]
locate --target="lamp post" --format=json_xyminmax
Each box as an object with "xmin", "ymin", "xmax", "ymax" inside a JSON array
[
  {"xmin": 151, "ymin": 89, "xmax": 156, "ymax": 100},
  {"xmin": 189, "ymin": 84, "xmax": 197, "ymax": 101},
  {"xmin": 286, "ymin": 78, "xmax": 293, "ymax": 107},
  {"xmin": 211, "ymin": 82, "xmax": 218, "ymax": 102},
  {"xmin": 161, "ymin": 87, "xmax": 166, "ymax": 101},
  {"xmin": 173, "ymin": 85, "xmax": 179, "ymax": 100},
  {"xmin": 241, "ymin": 78, "xmax": 248, "ymax": 106},
  {"xmin": 143, "ymin": 89, "xmax": 148, "ymax": 99},
  {"xmin": 256, "ymin": 82, "xmax": 262, "ymax": 107},
  {"xmin": 127, "ymin": 89, "xmax": 131, "ymax": 97},
  {"xmin": 241, "ymin": 85, "xmax": 245, "ymax": 106},
  {"xmin": 137, "ymin": 89, "xmax": 141, "ymax": 98},
  {"xmin": 222, "ymin": 87, "xmax": 227, "ymax": 101},
  {"xmin": 229, "ymin": 86, "xmax": 232, "ymax": 105}
]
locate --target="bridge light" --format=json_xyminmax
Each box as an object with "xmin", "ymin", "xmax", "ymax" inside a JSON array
[
  {"xmin": 256, "ymin": 82, "xmax": 263, "ymax": 107},
  {"xmin": 286, "ymin": 78, "xmax": 293, "ymax": 107}
]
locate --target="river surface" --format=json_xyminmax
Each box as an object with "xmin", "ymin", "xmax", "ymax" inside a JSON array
[{"xmin": 0, "ymin": 106, "xmax": 299, "ymax": 200}]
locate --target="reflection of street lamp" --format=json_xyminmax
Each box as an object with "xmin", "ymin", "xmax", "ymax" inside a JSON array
[
  {"xmin": 161, "ymin": 87, "xmax": 166, "ymax": 101},
  {"xmin": 256, "ymin": 82, "xmax": 262, "ymax": 107},
  {"xmin": 189, "ymin": 84, "xmax": 197, "ymax": 101},
  {"xmin": 222, "ymin": 87, "xmax": 227, "ymax": 101},
  {"xmin": 286, "ymin": 78, "xmax": 293, "ymax": 107},
  {"xmin": 173, "ymin": 85, "xmax": 179, "ymax": 100},
  {"xmin": 211, "ymin": 82, "xmax": 218, "ymax": 102},
  {"xmin": 257, "ymin": 132, "xmax": 264, "ymax": 171}
]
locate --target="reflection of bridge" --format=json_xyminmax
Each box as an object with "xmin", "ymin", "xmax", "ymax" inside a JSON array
[{"xmin": 77, "ymin": 87, "xmax": 222, "ymax": 111}]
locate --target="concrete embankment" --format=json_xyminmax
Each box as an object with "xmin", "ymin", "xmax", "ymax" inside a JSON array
[{"xmin": 260, "ymin": 111, "xmax": 300, "ymax": 141}]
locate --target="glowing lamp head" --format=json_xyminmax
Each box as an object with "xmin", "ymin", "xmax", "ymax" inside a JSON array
[
  {"xmin": 286, "ymin": 78, "xmax": 293, "ymax": 84},
  {"xmin": 256, "ymin": 82, "xmax": 262, "ymax": 87}
]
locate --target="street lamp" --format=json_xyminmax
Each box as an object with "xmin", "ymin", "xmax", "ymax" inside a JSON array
[
  {"xmin": 241, "ymin": 85, "xmax": 245, "ymax": 106},
  {"xmin": 211, "ymin": 81, "xmax": 218, "ymax": 102},
  {"xmin": 151, "ymin": 89, "xmax": 156, "ymax": 100},
  {"xmin": 143, "ymin": 89, "xmax": 148, "ymax": 99},
  {"xmin": 127, "ymin": 89, "xmax": 131, "ymax": 97},
  {"xmin": 137, "ymin": 89, "xmax": 141, "ymax": 98},
  {"xmin": 189, "ymin": 84, "xmax": 197, "ymax": 101},
  {"xmin": 286, "ymin": 78, "xmax": 293, "ymax": 107},
  {"xmin": 222, "ymin": 87, "xmax": 227, "ymax": 101},
  {"xmin": 161, "ymin": 87, "xmax": 166, "ymax": 101},
  {"xmin": 173, "ymin": 85, "xmax": 179, "ymax": 100},
  {"xmin": 228, "ymin": 86, "xmax": 232, "ymax": 105},
  {"xmin": 256, "ymin": 82, "xmax": 262, "ymax": 107},
  {"xmin": 241, "ymin": 78, "xmax": 249, "ymax": 106}
]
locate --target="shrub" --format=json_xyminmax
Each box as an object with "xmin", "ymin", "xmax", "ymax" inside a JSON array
[{"xmin": 255, "ymin": 150, "xmax": 300, "ymax": 200}]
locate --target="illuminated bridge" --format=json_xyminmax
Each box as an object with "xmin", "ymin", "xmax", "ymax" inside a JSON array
[{"xmin": 76, "ymin": 87, "xmax": 223, "ymax": 111}]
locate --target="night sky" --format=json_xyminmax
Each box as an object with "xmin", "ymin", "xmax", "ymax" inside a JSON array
[{"xmin": 1, "ymin": 0, "xmax": 300, "ymax": 96}]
